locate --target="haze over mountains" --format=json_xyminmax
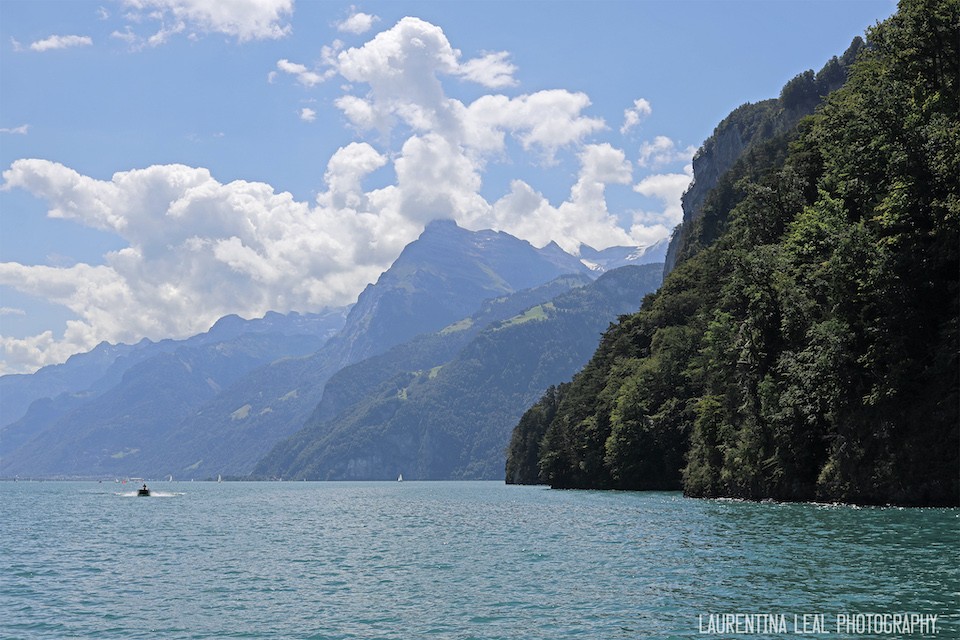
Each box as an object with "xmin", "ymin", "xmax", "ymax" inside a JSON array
[{"xmin": 0, "ymin": 220, "xmax": 664, "ymax": 479}]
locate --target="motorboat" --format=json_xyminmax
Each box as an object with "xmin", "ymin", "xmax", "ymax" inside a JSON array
[{"xmin": 137, "ymin": 483, "xmax": 151, "ymax": 497}]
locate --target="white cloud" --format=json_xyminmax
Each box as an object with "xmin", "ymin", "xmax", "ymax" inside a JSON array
[
  {"xmin": 631, "ymin": 163, "xmax": 694, "ymax": 243},
  {"xmin": 484, "ymin": 91, "xmax": 605, "ymax": 156},
  {"xmin": 337, "ymin": 8, "xmax": 379, "ymax": 35},
  {"xmin": 2, "ymin": 17, "xmax": 695, "ymax": 373},
  {"xmin": 620, "ymin": 97, "xmax": 652, "ymax": 134},
  {"xmin": 334, "ymin": 95, "xmax": 381, "ymax": 130},
  {"xmin": 638, "ymin": 135, "xmax": 697, "ymax": 167},
  {"xmin": 145, "ymin": 20, "xmax": 186, "ymax": 47},
  {"xmin": 0, "ymin": 307, "xmax": 25, "ymax": 316},
  {"xmin": 330, "ymin": 18, "xmax": 603, "ymax": 162},
  {"xmin": 120, "ymin": 0, "xmax": 294, "ymax": 43},
  {"xmin": 393, "ymin": 134, "xmax": 489, "ymax": 224},
  {"xmin": 319, "ymin": 142, "xmax": 387, "ymax": 210},
  {"xmin": 0, "ymin": 125, "xmax": 29, "ymax": 135},
  {"xmin": 336, "ymin": 17, "xmax": 460, "ymax": 108},
  {"xmin": 0, "ymin": 158, "xmax": 418, "ymax": 373},
  {"xmin": 486, "ymin": 143, "xmax": 635, "ymax": 253},
  {"xmin": 275, "ymin": 59, "xmax": 331, "ymax": 87},
  {"xmin": 457, "ymin": 51, "xmax": 517, "ymax": 88},
  {"xmin": 29, "ymin": 35, "xmax": 93, "ymax": 52},
  {"xmin": 111, "ymin": 28, "xmax": 138, "ymax": 44}
]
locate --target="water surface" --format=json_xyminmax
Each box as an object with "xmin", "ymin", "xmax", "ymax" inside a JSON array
[{"xmin": 1, "ymin": 481, "xmax": 956, "ymax": 638}]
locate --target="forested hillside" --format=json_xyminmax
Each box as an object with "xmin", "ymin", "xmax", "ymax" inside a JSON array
[{"xmin": 507, "ymin": 0, "xmax": 959, "ymax": 506}]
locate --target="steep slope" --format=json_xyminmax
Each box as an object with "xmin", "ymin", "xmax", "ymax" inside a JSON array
[
  {"xmin": 254, "ymin": 264, "xmax": 663, "ymax": 481},
  {"xmin": 662, "ymin": 37, "xmax": 864, "ymax": 274},
  {"xmin": 508, "ymin": 0, "xmax": 958, "ymax": 506},
  {"xmin": 126, "ymin": 221, "xmax": 599, "ymax": 479},
  {"xmin": 308, "ymin": 274, "xmax": 592, "ymax": 426},
  {"xmin": 335, "ymin": 219, "xmax": 591, "ymax": 363}
]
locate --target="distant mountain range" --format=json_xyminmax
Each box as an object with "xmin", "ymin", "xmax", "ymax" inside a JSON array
[{"xmin": 1, "ymin": 220, "xmax": 663, "ymax": 479}]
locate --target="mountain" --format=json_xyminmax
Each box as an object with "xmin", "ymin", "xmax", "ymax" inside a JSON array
[
  {"xmin": 335, "ymin": 219, "xmax": 591, "ymax": 363},
  {"xmin": 253, "ymin": 264, "xmax": 663, "ymax": 481},
  {"xmin": 0, "ymin": 309, "xmax": 349, "ymax": 477},
  {"xmin": 507, "ymin": 1, "xmax": 959, "ymax": 506},
  {"xmin": 0, "ymin": 310, "xmax": 353, "ymax": 431},
  {"xmin": 1, "ymin": 220, "xmax": 613, "ymax": 479},
  {"xmin": 1, "ymin": 340, "xmax": 155, "ymax": 429},
  {"xmin": 579, "ymin": 238, "xmax": 669, "ymax": 272},
  {"xmin": 149, "ymin": 220, "xmax": 602, "ymax": 479},
  {"xmin": 662, "ymin": 38, "xmax": 863, "ymax": 274},
  {"xmin": 307, "ymin": 274, "xmax": 594, "ymax": 427}
]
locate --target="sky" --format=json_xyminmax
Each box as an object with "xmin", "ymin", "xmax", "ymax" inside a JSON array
[{"xmin": 0, "ymin": 0, "xmax": 896, "ymax": 375}]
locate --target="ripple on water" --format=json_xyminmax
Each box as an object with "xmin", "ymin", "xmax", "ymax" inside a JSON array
[{"xmin": 0, "ymin": 482, "xmax": 957, "ymax": 639}]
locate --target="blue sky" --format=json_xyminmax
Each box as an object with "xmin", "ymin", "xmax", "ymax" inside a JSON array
[{"xmin": 0, "ymin": 0, "xmax": 896, "ymax": 374}]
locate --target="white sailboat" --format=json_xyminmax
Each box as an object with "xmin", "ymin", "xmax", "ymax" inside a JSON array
[
  {"xmin": 217, "ymin": 474, "xmax": 222, "ymax": 483},
  {"xmin": 397, "ymin": 473, "xmax": 403, "ymax": 482}
]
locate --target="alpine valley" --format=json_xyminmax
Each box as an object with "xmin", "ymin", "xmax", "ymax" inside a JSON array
[{"xmin": 0, "ymin": 219, "xmax": 665, "ymax": 480}]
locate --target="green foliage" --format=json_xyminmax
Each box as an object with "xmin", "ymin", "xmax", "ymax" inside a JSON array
[
  {"xmin": 509, "ymin": 0, "xmax": 959, "ymax": 506},
  {"xmin": 505, "ymin": 384, "xmax": 566, "ymax": 484}
]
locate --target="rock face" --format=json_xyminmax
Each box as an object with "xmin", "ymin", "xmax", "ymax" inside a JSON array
[{"xmin": 663, "ymin": 37, "xmax": 864, "ymax": 275}]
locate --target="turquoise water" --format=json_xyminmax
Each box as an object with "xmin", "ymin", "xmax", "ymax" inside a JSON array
[{"xmin": 1, "ymin": 481, "xmax": 957, "ymax": 639}]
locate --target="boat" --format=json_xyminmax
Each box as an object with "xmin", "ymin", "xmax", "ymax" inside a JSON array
[
  {"xmin": 397, "ymin": 473, "xmax": 403, "ymax": 482},
  {"xmin": 137, "ymin": 483, "xmax": 151, "ymax": 497}
]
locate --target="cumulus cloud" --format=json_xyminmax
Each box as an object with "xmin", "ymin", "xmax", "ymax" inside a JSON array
[
  {"xmin": 29, "ymin": 35, "xmax": 93, "ymax": 52},
  {"xmin": 631, "ymin": 163, "xmax": 694, "ymax": 245},
  {"xmin": 620, "ymin": 98, "xmax": 652, "ymax": 134},
  {"xmin": 275, "ymin": 59, "xmax": 333, "ymax": 87},
  {"xmin": 2, "ymin": 17, "xmax": 694, "ymax": 373},
  {"xmin": 331, "ymin": 19, "xmax": 602, "ymax": 160},
  {"xmin": 638, "ymin": 135, "xmax": 697, "ymax": 167},
  {"xmin": 487, "ymin": 143, "xmax": 635, "ymax": 253},
  {"xmin": 0, "ymin": 157, "xmax": 417, "ymax": 373},
  {"xmin": 319, "ymin": 142, "xmax": 387, "ymax": 210},
  {"xmin": 457, "ymin": 51, "xmax": 518, "ymax": 88},
  {"xmin": 466, "ymin": 91, "xmax": 604, "ymax": 158},
  {"xmin": 337, "ymin": 8, "xmax": 379, "ymax": 34},
  {"xmin": 119, "ymin": 0, "xmax": 293, "ymax": 44},
  {"xmin": 0, "ymin": 125, "xmax": 29, "ymax": 135}
]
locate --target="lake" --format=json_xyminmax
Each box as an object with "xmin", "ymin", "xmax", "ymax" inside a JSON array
[{"xmin": 1, "ymin": 481, "xmax": 956, "ymax": 639}]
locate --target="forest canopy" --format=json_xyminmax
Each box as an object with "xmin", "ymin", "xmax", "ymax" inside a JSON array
[{"xmin": 506, "ymin": 0, "xmax": 959, "ymax": 507}]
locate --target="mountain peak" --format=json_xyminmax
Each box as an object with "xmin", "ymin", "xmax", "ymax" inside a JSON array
[{"xmin": 421, "ymin": 218, "xmax": 460, "ymax": 234}]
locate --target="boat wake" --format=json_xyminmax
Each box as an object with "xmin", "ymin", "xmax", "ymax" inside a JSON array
[{"xmin": 115, "ymin": 491, "xmax": 183, "ymax": 498}]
